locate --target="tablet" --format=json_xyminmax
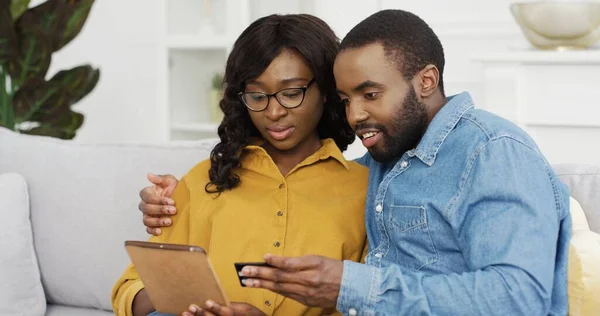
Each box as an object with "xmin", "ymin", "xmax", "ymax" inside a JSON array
[{"xmin": 124, "ymin": 240, "xmax": 230, "ymax": 314}]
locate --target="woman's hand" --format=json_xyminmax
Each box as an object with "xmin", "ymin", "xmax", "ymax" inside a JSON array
[{"xmin": 182, "ymin": 301, "xmax": 266, "ymax": 316}]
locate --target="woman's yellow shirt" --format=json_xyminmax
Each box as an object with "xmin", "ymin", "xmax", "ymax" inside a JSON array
[{"xmin": 112, "ymin": 139, "xmax": 368, "ymax": 316}]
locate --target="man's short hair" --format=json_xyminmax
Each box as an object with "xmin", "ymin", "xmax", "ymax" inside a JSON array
[{"xmin": 340, "ymin": 9, "xmax": 446, "ymax": 94}]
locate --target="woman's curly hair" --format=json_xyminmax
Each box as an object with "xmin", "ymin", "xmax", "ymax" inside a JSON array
[{"xmin": 205, "ymin": 14, "xmax": 355, "ymax": 194}]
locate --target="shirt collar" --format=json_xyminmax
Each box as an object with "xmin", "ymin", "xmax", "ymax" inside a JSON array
[
  {"xmin": 409, "ymin": 91, "xmax": 474, "ymax": 166},
  {"xmin": 244, "ymin": 138, "xmax": 350, "ymax": 171}
]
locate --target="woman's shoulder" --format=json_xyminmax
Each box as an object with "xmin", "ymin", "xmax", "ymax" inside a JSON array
[
  {"xmin": 180, "ymin": 158, "xmax": 212, "ymax": 190},
  {"xmin": 345, "ymin": 160, "xmax": 369, "ymax": 177}
]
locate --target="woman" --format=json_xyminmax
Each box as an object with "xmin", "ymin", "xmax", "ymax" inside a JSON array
[{"xmin": 112, "ymin": 14, "xmax": 368, "ymax": 316}]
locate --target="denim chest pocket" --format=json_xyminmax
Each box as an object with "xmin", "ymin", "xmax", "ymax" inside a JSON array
[{"xmin": 388, "ymin": 205, "xmax": 438, "ymax": 271}]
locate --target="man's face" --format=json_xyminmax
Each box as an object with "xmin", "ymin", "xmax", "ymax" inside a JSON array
[{"xmin": 334, "ymin": 43, "xmax": 428, "ymax": 162}]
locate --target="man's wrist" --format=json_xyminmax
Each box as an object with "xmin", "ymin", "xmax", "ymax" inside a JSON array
[{"xmin": 336, "ymin": 260, "xmax": 378, "ymax": 315}]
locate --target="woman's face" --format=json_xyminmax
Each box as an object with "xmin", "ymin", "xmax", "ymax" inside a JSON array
[{"xmin": 242, "ymin": 49, "xmax": 324, "ymax": 152}]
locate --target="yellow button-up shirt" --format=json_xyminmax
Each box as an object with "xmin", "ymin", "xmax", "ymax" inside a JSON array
[{"xmin": 112, "ymin": 138, "xmax": 368, "ymax": 316}]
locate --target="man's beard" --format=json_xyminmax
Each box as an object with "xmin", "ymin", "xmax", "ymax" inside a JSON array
[{"xmin": 369, "ymin": 86, "xmax": 428, "ymax": 163}]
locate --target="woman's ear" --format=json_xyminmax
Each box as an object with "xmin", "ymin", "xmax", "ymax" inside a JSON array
[{"xmin": 418, "ymin": 64, "xmax": 440, "ymax": 98}]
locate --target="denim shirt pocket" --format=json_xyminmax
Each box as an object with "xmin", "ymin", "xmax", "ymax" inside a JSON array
[{"xmin": 388, "ymin": 205, "xmax": 438, "ymax": 271}]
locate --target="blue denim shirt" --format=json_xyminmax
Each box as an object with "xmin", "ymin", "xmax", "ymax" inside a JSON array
[{"xmin": 337, "ymin": 92, "xmax": 571, "ymax": 316}]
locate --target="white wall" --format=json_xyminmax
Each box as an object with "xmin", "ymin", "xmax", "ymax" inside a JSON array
[
  {"xmin": 50, "ymin": 0, "xmax": 519, "ymax": 144},
  {"xmin": 42, "ymin": 0, "xmax": 600, "ymax": 164},
  {"xmin": 46, "ymin": 0, "xmax": 164, "ymax": 143}
]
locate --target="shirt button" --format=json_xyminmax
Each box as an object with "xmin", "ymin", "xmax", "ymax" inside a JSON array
[
  {"xmin": 375, "ymin": 253, "xmax": 383, "ymax": 258},
  {"xmin": 276, "ymin": 210, "xmax": 284, "ymax": 216},
  {"xmin": 349, "ymin": 308, "xmax": 357, "ymax": 316},
  {"xmin": 273, "ymin": 241, "xmax": 281, "ymax": 247},
  {"xmin": 278, "ymin": 183, "xmax": 285, "ymax": 189},
  {"xmin": 400, "ymin": 161, "xmax": 408, "ymax": 168},
  {"xmin": 375, "ymin": 204, "xmax": 383, "ymax": 213},
  {"xmin": 264, "ymin": 300, "xmax": 271, "ymax": 306}
]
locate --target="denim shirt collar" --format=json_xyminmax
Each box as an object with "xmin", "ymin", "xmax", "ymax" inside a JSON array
[{"xmin": 408, "ymin": 92, "xmax": 475, "ymax": 166}]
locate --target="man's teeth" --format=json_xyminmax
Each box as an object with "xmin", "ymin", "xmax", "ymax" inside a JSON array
[{"xmin": 362, "ymin": 132, "xmax": 377, "ymax": 139}]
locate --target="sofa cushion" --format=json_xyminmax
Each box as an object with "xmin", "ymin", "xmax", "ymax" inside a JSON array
[
  {"xmin": 570, "ymin": 197, "xmax": 590, "ymax": 232},
  {"xmin": 567, "ymin": 230, "xmax": 600, "ymax": 316},
  {"xmin": 0, "ymin": 173, "xmax": 46, "ymax": 316},
  {"xmin": 567, "ymin": 196, "xmax": 600, "ymax": 315},
  {"xmin": 554, "ymin": 164, "xmax": 600, "ymax": 233},
  {"xmin": 0, "ymin": 127, "xmax": 217, "ymax": 311},
  {"xmin": 46, "ymin": 305, "xmax": 113, "ymax": 316}
]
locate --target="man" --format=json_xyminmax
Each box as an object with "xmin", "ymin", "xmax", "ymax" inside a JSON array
[{"xmin": 141, "ymin": 10, "xmax": 570, "ymax": 315}]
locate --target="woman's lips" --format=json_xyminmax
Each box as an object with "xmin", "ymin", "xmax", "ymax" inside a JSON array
[{"xmin": 267, "ymin": 127, "xmax": 295, "ymax": 141}]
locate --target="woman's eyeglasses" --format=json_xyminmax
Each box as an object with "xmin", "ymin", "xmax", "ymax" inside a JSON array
[{"xmin": 238, "ymin": 78, "xmax": 316, "ymax": 112}]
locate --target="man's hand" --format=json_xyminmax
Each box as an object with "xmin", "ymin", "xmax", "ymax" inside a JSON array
[
  {"xmin": 138, "ymin": 173, "xmax": 179, "ymax": 236},
  {"xmin": 241, "ymin": 255, "xmax": 343, "ymax": 309},
  {"xmin": 182, "ymin": 301, "xmax": 266, "ymax": 316}
]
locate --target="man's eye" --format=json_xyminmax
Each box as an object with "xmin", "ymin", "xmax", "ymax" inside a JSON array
[{"xmin": 365, "ymin": 92, "xmax": 378, "ymax": 100}]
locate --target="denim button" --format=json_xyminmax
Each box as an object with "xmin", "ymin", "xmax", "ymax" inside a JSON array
[
  {"xmin": 375, "ymin": 204, "xmax": 383, "ymax": 213},
  {"xmin": 349, "ymin": 308, "xmax": 357, "ymax": 316},
  {"xmin": 401, "ymin": 161, "xmax": 408, "ymax": 168},
  {"xmin": 375, "ymin": 253, "xmax": 383, "ymax": 258}
]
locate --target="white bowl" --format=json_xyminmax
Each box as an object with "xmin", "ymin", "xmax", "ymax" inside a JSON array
[{"xmin": 511, "ymin": 1, "xmax": 600, "ymax": 50}]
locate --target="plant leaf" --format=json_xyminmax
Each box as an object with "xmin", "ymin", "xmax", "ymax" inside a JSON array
[
  {"xmin": 16, "ymin": 0, "xmax": 96, "ymax": 53},
  {"xmin": 54, "ymin": 109, "xmax": 84, "ymax": 130},
  {"xmin": 7, "ymin": 26, "xmax": 52, "ymax": 86},
  {"xmin": 0, "ymin": 2, "xmax": 18, "ymax": 66},
  {"xmin": 21, "ymin": 110, "xmax": 84, "ymax": 139},
  {"xmin": 49, "ymin": 64, "xmax": 100, "ymax": 104},
  {"xmin": 29, "ymin": 87, "xmax": 71, "ymax": 124},
  {"xmin": 10, "ymin": 0, "xmax": 31, "ymax": 21},
  {"xmin": 54, "ymin": 0, "xmax": 95, "ymax": 51},
  {"xmin": 0, "ymin": 69, "xmax": 15, "ymax": 129},
  {"xmin": 22, "ymin": 124, "xmax": 74, "ymax": 139},
  {"xmin": 12, "ymin": 80, "xmax": 67, "ymax": 123}
]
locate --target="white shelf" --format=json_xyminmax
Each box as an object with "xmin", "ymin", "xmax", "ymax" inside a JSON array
[
  {"xmin": 167, "ymin": 35, "xmax": 232, "ymax": 50},
  {"xmin": 472, "ymin": 48, "xmax": 600, "ymax": 64},
  {"xmin": 171, "ymin": 122, "xmax": 219, "ymax": 133}
]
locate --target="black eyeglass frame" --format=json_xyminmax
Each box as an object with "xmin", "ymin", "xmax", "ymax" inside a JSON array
[{"xmin": 237, "ymin": 78, "xmax": 316, "ymax": 112}]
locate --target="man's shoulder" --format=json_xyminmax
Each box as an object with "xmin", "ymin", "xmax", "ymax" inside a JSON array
[{"xmin": 456, "ymin": 108, "xmax": 539, "ymax": 151}]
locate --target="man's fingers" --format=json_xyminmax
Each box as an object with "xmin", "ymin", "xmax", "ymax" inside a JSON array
[
  {"xmin": 139, "ymin": 201, "xmax": 176, "ymax": 216},
  {"xmin": 143, "ymin": 214, "xmax": 172, "ymax": 228},
  {"xmin": 244, "ymin": 279, "xmax": 318, "ymax": 307},
  {"xmin": 145, "ymin": 227, "xmax": 162, "ymax": 236},
  {"xmin": 147, "ymin": 173, "xmax": 179, "ymax": 198},
  {"xmin": 140, "ymin": 187, "xmax": 175, "ymax": 206},
  {"xmin": 244, "ymin": 278, "xmax": 309, "ymax": 298},
  {"xmin": 241, "ymin": 265, "xmax": 299, "ymax": 284},
  {"xmin": 147, "ymin": 173, "xmax": 163, "ymax": 185},
  {"xmin": 264, "ymin": 254, "xmax": 321, "ymax": 271},
  {"xmin": 163, "ymin": 175, "xmax": 179, "ymax": 197}
]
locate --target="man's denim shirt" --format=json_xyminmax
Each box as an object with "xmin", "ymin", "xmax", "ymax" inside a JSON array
[{"xmin": 337, "ymin": 92, "xmax": 571, "ymax": 316}]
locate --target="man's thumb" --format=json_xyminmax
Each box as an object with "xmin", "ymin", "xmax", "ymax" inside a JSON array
[{"xmin": 147, "ymin": 173, "xmax": 163, "ymax": 185}]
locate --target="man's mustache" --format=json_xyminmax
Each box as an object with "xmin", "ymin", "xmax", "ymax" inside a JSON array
[{"xmin": 354, "ymin": 123, "xmax": 388, "ymax": 135}]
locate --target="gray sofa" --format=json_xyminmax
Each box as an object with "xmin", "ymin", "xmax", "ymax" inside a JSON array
[{"xmin": 0, "ymin": 127, "xmax": 598, "ymax": 315}]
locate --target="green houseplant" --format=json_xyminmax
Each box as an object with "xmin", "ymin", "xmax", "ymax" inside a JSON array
[
  {"xmin": 208, "ymin": 72, "xmax": 224, "ymax": 123},
  {"xmin": 0, "ymin": 0, "xmax": 100, "ymax": 139}
]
